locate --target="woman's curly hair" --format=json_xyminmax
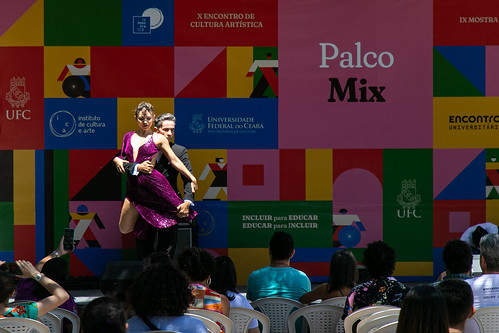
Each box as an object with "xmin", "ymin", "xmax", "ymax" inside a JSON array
[
  {"xmin": 362, "ymin": 241, "xmax": 397, "ymax": 278},
  {"xmin": 177, "ymin": 247, "xmax": 215, "ymax": 282},
  {"xmin": 128, "ymin": 264, "xmax": 194, "ymax": 317}
]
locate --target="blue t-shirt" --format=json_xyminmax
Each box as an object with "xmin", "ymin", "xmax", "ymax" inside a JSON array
[
  {"xmin": 127, "ymin": 314, "xmax": 208, "ymax": 333},
  {"xmin": 246, "ymin": 266, "xmax": 311, "ymax": 301}
]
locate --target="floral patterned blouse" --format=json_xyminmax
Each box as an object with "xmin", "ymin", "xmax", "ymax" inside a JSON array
[
  {"xmin": 1, "ymin": 302, "xmax": 38, "ymax": 319},
  {"xmin": 342, "ymin": 277, "xmax": 410, "ymax": 319}
]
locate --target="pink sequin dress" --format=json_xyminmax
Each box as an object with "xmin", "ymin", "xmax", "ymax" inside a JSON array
[{"xmin": 120, "ymin": 131, "xmax": 196, "ymax": 236}]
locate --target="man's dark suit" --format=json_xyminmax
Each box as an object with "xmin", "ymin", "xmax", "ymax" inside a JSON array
[{"xmin": 124, "ymin": 142, "xmax": 194, "ymax": 260}]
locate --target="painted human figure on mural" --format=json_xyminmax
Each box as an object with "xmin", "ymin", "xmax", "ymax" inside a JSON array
[
  {"xmin": 69, "ymin": 204, "xmax": 105, "ymax": 248},
  {"xmin": 57, "ymin": 58, "xmax": 91, "ymax": 98},
  {"xmin": 199, "ymin": 157, "xmax": 227, "ymax": 200},
  {"xmin": 121, "ymin": 112, "xmax": 196, "ymax": 260},
  {"xmin": 113, "ymin": 102, "xmax": 198, "ymax": 246}
]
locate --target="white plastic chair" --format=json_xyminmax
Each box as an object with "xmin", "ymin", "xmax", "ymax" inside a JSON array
[
  {"xmin": 50, "ymin": 308, "xmax": 81, "ymax": 333},
  {"xmin": 0, "ymin": 317, "xmax": 50, "ymax": 333},
  {"xmin": 357, "ymin": 314, "xmax": 399, "ymax": 333},
  {"xmin": 229, "ymin": 307, "xmax": 270, "ymax": 333},
  {"xmin": 187, "ymin": 308, "xmax": 234, "ymax": 333},
  {"xmin": 287, "ymin": 304, "xmax": 343, "ymax": 333},
  {"xmin": 39, "ymin": 311, "xmax": 62, "ymax": 333},
  {"xmin": 321, "ymin": 297, "xmax": 347, "ymax": 307},
  {"xmin": 185, "ymin": 312, "xmax": 222, "ymax": 333},
  {"xmin": 344, "ymin": 305, "xmax": 398, "ymax": 333},
  {"xmin": 472, "ymin": 306, "xmax": 499, "ymax": 333},
  {"xmin": 372, "ymin": 321, "xmax": 398, "ymax": 333},
  {"xmin": 321, "ymin": 298, "xmax": 348, "ymax": 333},
  {"xmin": 251, "ymin": 297, "xmax": 304, "ymax": 333}
]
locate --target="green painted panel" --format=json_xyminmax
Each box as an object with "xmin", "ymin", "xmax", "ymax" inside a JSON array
[
  {"xmin": 228, "ymin": 201, "xmax": 332, "ymax": 248},
  {"xmin": 383, "ymin": 149, "xmax": 433, "ymax": 261},
  {"xmin": 44, "ymin": 0, "xmax": 122, "ymax": 46},
  {"xmin": 0, "ymin": 202, "xmax": 14, "ymax": 250}
]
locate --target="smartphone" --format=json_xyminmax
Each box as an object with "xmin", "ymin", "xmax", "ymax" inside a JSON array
[
  {"xmin": 63, "ymin": 228, "xmax": 75, "ymax": 251},
  {"xmin": 1, "ymin": 262, "xmax": 22, "ymax": 275}
]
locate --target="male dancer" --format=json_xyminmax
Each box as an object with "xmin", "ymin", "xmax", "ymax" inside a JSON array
[{"xmin": 123, "ymin": 113, "xmax": 194, "ymax": 260}]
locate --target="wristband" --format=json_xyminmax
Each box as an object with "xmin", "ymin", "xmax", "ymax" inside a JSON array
[{"xmin": 34, "ymin": 273, "xmax": 43, "ymax": 282}]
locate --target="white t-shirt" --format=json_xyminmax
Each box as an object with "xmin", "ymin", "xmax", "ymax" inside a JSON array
[{"xmin": 466, "ymin": 274, "xmax": 499, "ymax": 309}]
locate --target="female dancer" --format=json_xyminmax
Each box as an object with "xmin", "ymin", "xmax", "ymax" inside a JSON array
[{"xmin": 114, "ymin": 102, "xmax": 198, "ymax": 235}]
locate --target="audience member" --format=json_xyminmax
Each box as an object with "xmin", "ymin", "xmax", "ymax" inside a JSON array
[
  {"xmin": 466, "ymin": 233, "xmax": 499, "ymax": 309},
  {"xmin": 0, "ymin": 260, "xmax": 69, "ymax": 318},
  {"xmin": 437, "ymin": 279, "xmax": 475, "ymax": 333},
  {"xmin": 396, "ymin": 285, "xmax": 449, "ymax": 333},
  {"xmin": 142, "ymin": 250, "xmax": 172, "ymax": 270},
  {"xmin": 300, "ymin": 249, "xmax": 358, "ymax": 304},
  {"xmin": 433, "ymin": 239, "xmax": 473, "ymax": 286},
  {"xmin": 81, "ymin": 296, "xmax": 127, "ymax": 333},
  {"xmin": 460, "ymin": 222, "xmax": 498, "ymax": 253},
  {"xmin": 342, "ymin": 241, "xmax": 409, "ymax": 319},
  {"xmin": 14, "ymin": 237, "xmax": 77, "ymax": 314},
  {"xmin": 246, "ymin": 231, "xmax": 311, "ymax": 301},
  {"xmin": 127, "ymin": 263, "xmax": 208, "ymax": 332},
  {"xmin": 211, "ymin": 256, "xmax": 260, "ymax": 333},
  {"xmin": 177, "ymin": 247, "xmax": 230, "ymax": 316}
]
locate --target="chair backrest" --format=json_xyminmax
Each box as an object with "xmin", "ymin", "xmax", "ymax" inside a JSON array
[
  {"xmin": 371, "ymin": 321, "xmax": 398, "ymax": 333},
  {"xmin": 357, "ymin": 314, "xmax": 399, "ymax": 333},
  {"xmin": 344, "ymin": 305, "xmax": 398, "ymax": 333},
  {"xmin": 287, "ymin": 304, "xmax": 343, "ymax": 333},
  {"xmin": 472, "ymin": 306, "xmax": 499, "ymax": 333},
  {"xmin": 187, "ymin": 308, "xmax": 234, "ymax": 333},
  {"xmin": 251, "ymin": 297, "xmax": 304, "ymax": 333},
  {"xmin": 367, "ymin": 308, "xmax": 400, "ymax": 319},
  {"xmin": 321, "ymin": 297, "xmax": 347, "ymax": 333},
  {"xmin": 0, "ymin": 317, "xmax": 50, "ymax": 333},
  {"xmin": 50, "ymin": 308, "xmax": 81, "ymax": 333},
  {"xmin": 185, "ymin": 312, "xmax": 222, "ymax": 333},
  {"xmin": 229, "ymin": 307, "xmax": 270, "ymax": 333},
  {"xmin": 321, "ymin": 297, "xmax": 347, "ymax": 307},
  {"xmin": 39, "ymin": 312, "xmax": 62, "ymax": 333},
  {"xmin": 7, "ymin": 300, "xmax": 34, "ymax": 307}
]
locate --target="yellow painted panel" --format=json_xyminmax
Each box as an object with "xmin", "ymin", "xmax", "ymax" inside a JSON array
[
  {"xmin": 0, "ymin": 0, "xmax": 44, "ymax": 46},
  {"xmin": 116, "ymin": 98, "xmax": 174, "ymax": 149},
  {"xmin": 393, "ymin": 261, "xmax": 433, "ymax": 276},
  {"xmin": 486, "ymin": 201, "xmax": 499, "ymax": 226},
  {"xmin": 486, "ymin": 162, "xmax": 499, "ymax": 169},
  {"xmin": 227, "ymin": 47, "xmax": 254, "ymax": 98},
  {"xmin": 306, "ymin": 149, "xmax": 332, "ymax": 201},
  {"xmin": 434, "ymin": 97, "xmax": 499, "ymax": 148},
  {"xmin": 229, "ymin": 248, "xmax": 269, "ymax": 286},
  {"xmin": 13, "ymin": 150, "xmax": 35, "ymax": 225},
  {"xmin": 44, "ymin": 47, "xmax": 91, "ymax": 98}
]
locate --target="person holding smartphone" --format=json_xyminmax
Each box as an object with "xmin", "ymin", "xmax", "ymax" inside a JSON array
[
  {"xmin": 14, "ymin": 236, "xmax": 78, "ymax": 314},
  {"xmin": 0, "ymin": 260, "xmax": 69, "ymax": 319}
]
